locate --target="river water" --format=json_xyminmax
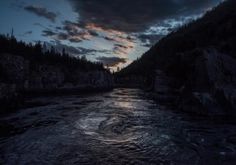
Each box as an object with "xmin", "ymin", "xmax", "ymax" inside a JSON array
[{"xmin": 0, "ymin": 88, "xmax": 236, "ymax": 165}]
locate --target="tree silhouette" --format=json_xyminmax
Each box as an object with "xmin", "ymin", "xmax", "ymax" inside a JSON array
[{"xmin": 0, "ymin": 34, "xmax": 105, "ymax": 74}]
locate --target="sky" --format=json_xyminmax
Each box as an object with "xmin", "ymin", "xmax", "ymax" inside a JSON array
[{"xmin": 0, "ymin": 0, "xmax": 222, "ymax": 71}]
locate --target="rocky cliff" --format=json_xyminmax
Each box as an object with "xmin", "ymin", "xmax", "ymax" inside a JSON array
[
  {"xmin": 0, "ymin": 53, "xmax": 113, "ymax": 105},
  {"xmin": 154, "ymin": 48, "xmax": 236, "ymax": 116}
]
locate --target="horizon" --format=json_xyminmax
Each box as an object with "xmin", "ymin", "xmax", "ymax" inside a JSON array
[{"xmin": 0, "ymin": 0, "xmax": 222, "ymax": 71}]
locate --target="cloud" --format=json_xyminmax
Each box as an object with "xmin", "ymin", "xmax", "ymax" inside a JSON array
[
  {"xmin": 34, "ymin": 22, "xmax": 49, "ymax": 29},
  {"xmin": 112, "ymin": 43, "xmax": 134, "ymax": 56},
  {"xmin": 137, "ymin": 15, "xmax": 200, "ymax": 45},
  {"xmin": 24, "ymin": 31, "xmax": 32, "ymax": 35},
  {"xmin": 24, "ymin": 5, "xmax": 58, "ymax": 22},
  {"xmin": 104, "ymin": 36, "xmax": 116, "ymax": 41},
  {"xmin": 96, "ymin": 56, "xmax": 127, "ymax": 67},
  {"xmin": 56, "ymin": 32, "xmax": 69, "ymax": 40},
  {"xmin": 40, "ymin": 20, "xmax": 136, "ymax": 58},
  {"xmin": 66, "ymin": 0, "xmax": 221, "ymax": 49},
  {"xmin": 41, "ymin": 21, "xmax": 95, "ymax": 43},
  {"xmin": 69, "ymin": 38, "xmax": 82, "ymax": 43},
  {"xmin": 68, "ymin": 0, "xmax": 221, "ymax": 32},
  {"xmin": 138, "ymin": 34, "xmax": 165, "ymax": 46},
  {"xmin": 42, "ymin": 30, "xmax": 56, "ymax": 37},
  {"xmin": 88, "ymin": 30, "xmax": 99, "ymax": 37},
  {"xmin": 114, "ymin": 44, "xmax": 133, "ymax": 49},
  {"xmin": 20, "ymin": 30, "xmax": 32, "ymax": 36},
  {"xmin": 77, "ymin": 47, "xmax": 110, "ymax": 55},
  {"xmin": 36, "ymin": 0, "xmax": 220, "ymax": 68}
]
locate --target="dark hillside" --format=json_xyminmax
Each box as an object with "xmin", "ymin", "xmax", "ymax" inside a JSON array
[
  {"xmin": 116, "ymin": 0, "xmax": 236, "ymax": 115},
  {"xmin": 117, "ymin": 0, "xmax": 236, "ymax": 79}
]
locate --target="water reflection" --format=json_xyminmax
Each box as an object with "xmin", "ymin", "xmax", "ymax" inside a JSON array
[{"xmin": 0, "ymin": 88, "xmax": 236, "ymax": 164}]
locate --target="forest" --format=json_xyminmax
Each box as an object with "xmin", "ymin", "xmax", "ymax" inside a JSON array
[{"xmin": 0, "ymin": 34, "xmax": 105, "ymax": 74}]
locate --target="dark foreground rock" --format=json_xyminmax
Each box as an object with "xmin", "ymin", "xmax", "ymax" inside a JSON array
[{"xmin": 154, "ymin": 48, "xmax": 236, "ymax": 116}]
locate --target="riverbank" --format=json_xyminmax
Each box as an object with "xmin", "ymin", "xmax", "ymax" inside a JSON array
[
  {"xmin": 0, "ymin": 86, "xmax": 114, "ymax": 114},
  {"xmin": 0, "ymin": 52, "xmax": 114, "ymax": 113}
]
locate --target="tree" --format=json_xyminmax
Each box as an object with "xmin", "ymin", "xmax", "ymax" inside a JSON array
[
  {"xmin": 62, "ymin": 48, "xmax": 66, "ymax": 56},
  {"xmin": 35, "ymin": 41, "xmax": 42, "ymax": 54},
  {"xmin": 50, "ymin": 46, "xmax": 55, "ymax": 54},
  {"xmin": 43, "ymin": 42, "xmax": 47, "ymax": 53},
  {"xmin": 117, "ymin": 67, "xmax": 120, "ymax": 72},
  {"xmin": 11, "ymin": 28, "xmax": 14, "ymax": 38},
  {"xmin": 81, "ymin": 55, "xmax": 87, "ymax": 62}
]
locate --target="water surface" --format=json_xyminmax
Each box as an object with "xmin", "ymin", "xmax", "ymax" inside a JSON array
[{"xmin": 0, "ymin": 88, "xmax": 236, "ymax": 164}]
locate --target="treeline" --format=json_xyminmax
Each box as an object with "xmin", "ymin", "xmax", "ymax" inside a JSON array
[
  {"xmin": 0, "ymin": 34, "xmax": 105, "ymax": 72},
  {"xmin": 117, "ymin": 0, "xmax": 236, "ymax": 78}
]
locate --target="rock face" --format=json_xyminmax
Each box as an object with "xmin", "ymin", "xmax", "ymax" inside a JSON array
[
  {"xmin": 0, "ymin": 83, "xmax": 17, "ymax": 101},
  {"xmin": 0, "ymin": 54, "xmax": 29, "ymax": 89},
  {"xmin": 154, "ymin": 70, "xmax": 180, "ymax": 104},
  {"xmin": 29, "ymin": 65, "xmax": 65, "ymax": 90},
  {"xmin": 0, "ymin": 54, "xmax": 27, "ymax": 102},
  {"xmin": 0, "ymin": 53, "xmax": 113, "ymax": 102},
  {"xmin": 83, "ymin": 71, "xmax": 113, "ymax": 89},
  {"xmin": 154, "ymin": 48, "xmax": 236, "ymax": 116}
]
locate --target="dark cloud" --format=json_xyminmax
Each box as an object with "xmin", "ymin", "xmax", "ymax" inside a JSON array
[
  {"xmin": 62, "ymin": 21, "xmax": 96, "ymax": 36},
  {"xmin": 77, "ymin": 47, "xmax": 110, "ymax": 55},
  {"xmin": 42, "ymin": 29, "xmax": 82, "ymax": 42},
  {"xmin": 24, "ymin": 5, "xmax": 58, "ymax": 22},
  {"xmin": 104, "ymin": 36, "xmax": 116, "ymax": 41},
  {"xmin": 56, "ymin": 26, "xmax": 62, "ymax": 30},
  {"xmin": 69, "ymin": 38, "xmax": 82, "ymax": 43},
  {"xmin": 19, "ymin": 31, "xmax": 33, "ymax": 37},
  {"xmin": 62, "ymin": 20, "xmax": 79, "ymax": 33},
  {"xmin": 114, "ymin": 44, "xmax": 131, "ymax": 49},
  {"xmin": 88, "ymin": 30, "xmax": 99, "ymax": 37},
  {"xmin": 68, "ymin": 0, "xmax": 221, "ymax": 32},
  {"xmin": 33, "ymin": 22, "xmax": 49, "ymax": 29},
  {"xmin": 96, "ymin": 56, "xmax": 127, "ymax": 67},
  {"xmin": 23, "ymin": 30, "xmax": 32, "ymax": 35},
  {"xmin": 41, "ymin": 21, "xmax": 94, "ymax": 43},
  {"xmin": 42, "ymin": 30, "xmax": 56, "ymax": 37},
  {"xmin": 138, "ymin": 34, "xmax": 165, "ymax": 46},
  {"xmin": 56, "ymin": 32, "xmax": 69, "ymax": 40}
]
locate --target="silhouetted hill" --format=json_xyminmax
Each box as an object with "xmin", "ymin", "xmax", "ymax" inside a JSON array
[
  {"xmin": 117, "ymin": 0, "xmax": 236, "ymax": 79},
  {"xmin": 116, "ymin": 0, "xmax": 236, "ymax": 115}
]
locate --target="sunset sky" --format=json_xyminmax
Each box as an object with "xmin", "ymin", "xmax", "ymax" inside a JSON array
[{"xmin": 0, "ymin": 0, "xmax": 222, "ymax": 71}]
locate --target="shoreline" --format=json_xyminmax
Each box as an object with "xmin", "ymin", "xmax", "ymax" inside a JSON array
[{"xmin": 0, "ymin": 87, "xmax": 114, "ymax": 115}]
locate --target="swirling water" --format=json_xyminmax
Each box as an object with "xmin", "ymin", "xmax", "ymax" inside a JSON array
[{"xmin": 0, "ymin": 88, "xmax": 236, "ymax": 165}]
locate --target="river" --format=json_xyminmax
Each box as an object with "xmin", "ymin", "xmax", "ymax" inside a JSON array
[{"xmin": 0, "ymin": 88, "xmax": 236, "ymax": 165}]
